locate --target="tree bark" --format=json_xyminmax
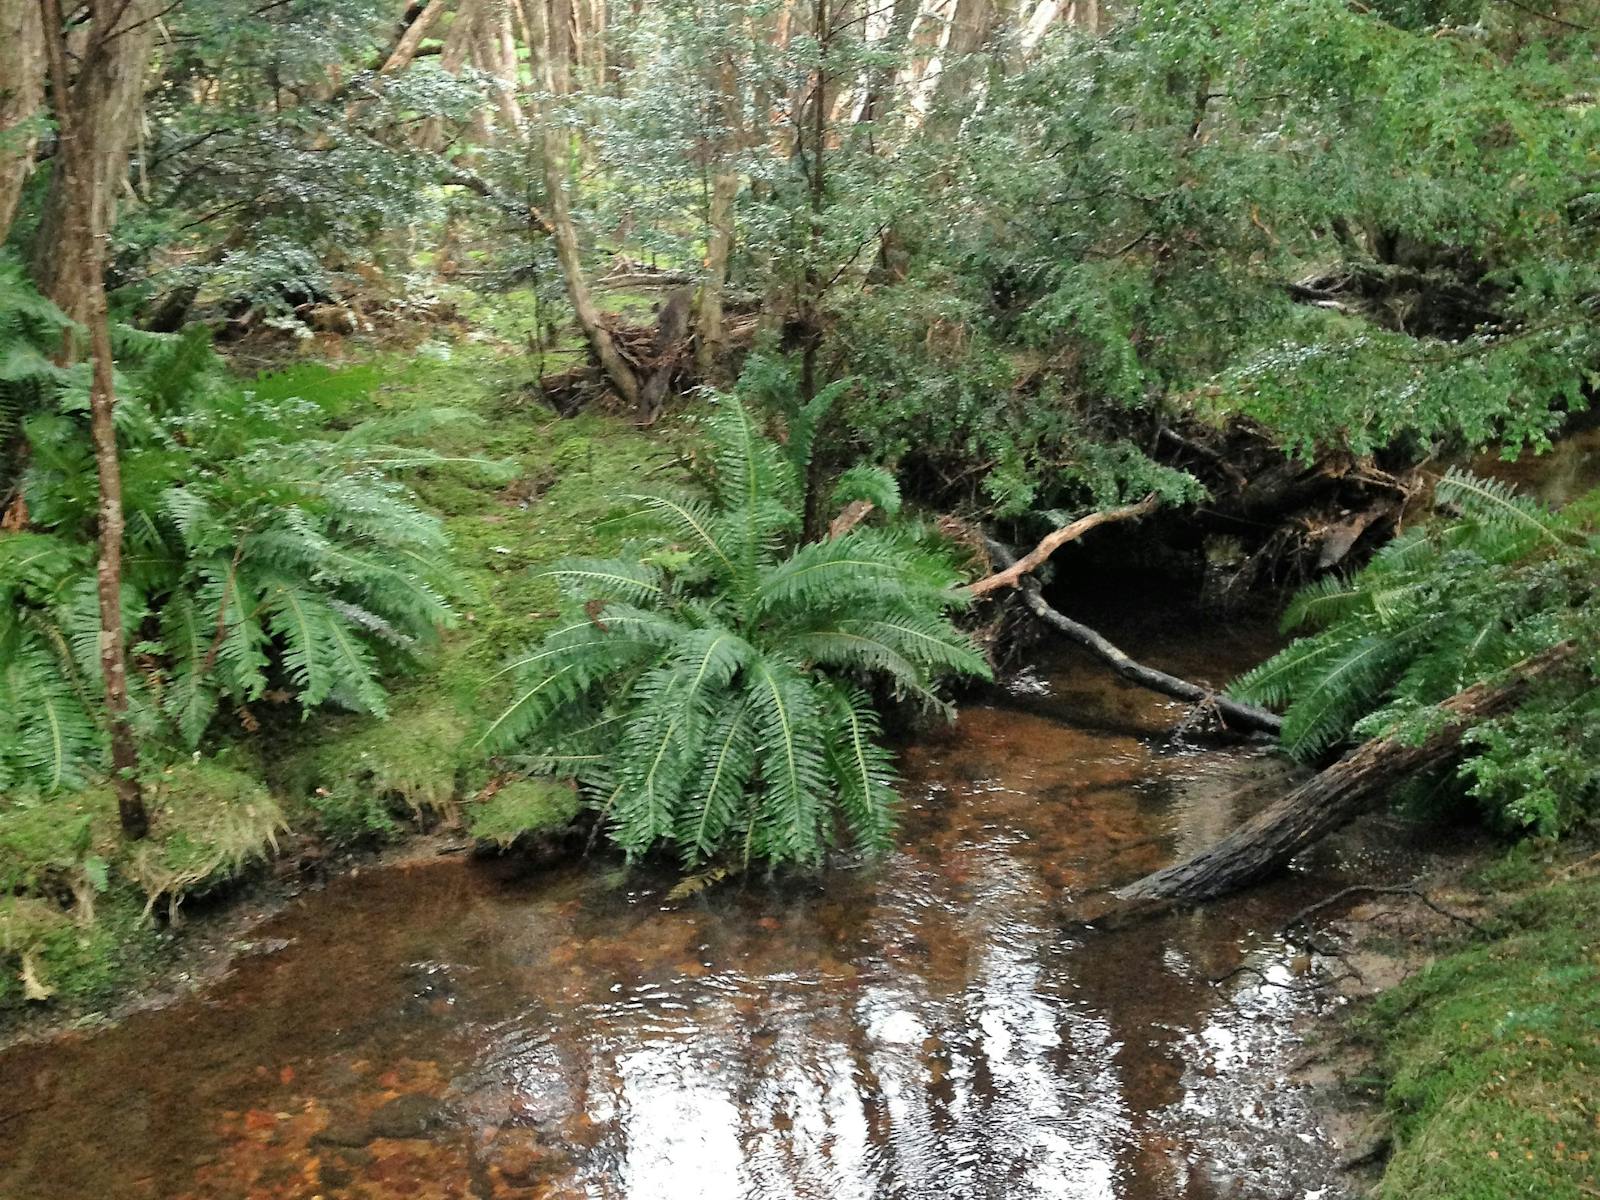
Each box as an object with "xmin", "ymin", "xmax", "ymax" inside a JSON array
[
  {"xmin": 974, "ymin": 530, "xmax": 1284, "ymax": 735},
  {"xmin": 420, "ymin": 0, "xmax": 489, "ymax": 150},
  {"xmin": 38, "ymin": 0, "xmax": 147, "ymax": 838},
  {"xmin": 694, "ymin": 42, "xmax": 742, "ymax": 377},
  {"xmin": 1116, "ymin": 641, "xmax": 1579, "ymax": 903},
  {"xmin": 31, "ymin": 0, "xmax": 157, "ymax": 327},
  {"xmin": 381, "ymin": 0, "xmax": 449, "ymax": 72},
  {"xmin": 0, "ymin": 0, "xmax": 46, "ymax": 242}
]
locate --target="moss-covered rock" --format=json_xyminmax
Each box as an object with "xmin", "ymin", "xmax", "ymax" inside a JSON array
[
  {"xmin": 466, "ymin": 779, "xmax": 580, "ymax": 850},
  {"xmin": 122, "ymin": 761, "xmax": 284, "ymax": 920}
]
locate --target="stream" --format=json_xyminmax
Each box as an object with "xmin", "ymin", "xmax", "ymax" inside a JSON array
[{"xmin": 0, "ymin": 599, "xmax": 1423, "ymax": 1200}]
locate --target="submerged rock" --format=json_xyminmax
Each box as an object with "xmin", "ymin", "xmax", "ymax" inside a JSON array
[{"xmin": 312, "ymin": 1092, "xmax": 451, "ymax": 1147}]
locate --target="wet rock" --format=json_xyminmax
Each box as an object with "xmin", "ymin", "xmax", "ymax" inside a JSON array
[
  {"xmin": 311, "ymin": 1093, "xmax": 450, "ymax": 1147},
  {"xmin": 318, "ymin": 1160, "xmax": 355, "ymax": 1189},
  {"xmin": 484, "ymin": 1127, "xmax": 570, "ymax": 1188}
]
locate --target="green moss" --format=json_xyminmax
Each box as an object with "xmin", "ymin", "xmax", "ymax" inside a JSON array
[
  {"xmin": 122, "ymin": 762, "xmax": 285, "ymax": 919},
  {"xmin": 0, "ymin": 890, "xmax": 160, "ymax": 1008},
  {"xmin": 0, "ymin": 794, "xmax": 104, "ymax": 894},
  {"xmin": 1362, "ymin": 872, "xmax": 1600, "ymax": 1199},
  {"xmin": 276, "ymin": 696, "xmax": 472, "ymax": 845},
  {"xmin": 466, "ymin": 779, "xmax": 580, "ymax": 849}
]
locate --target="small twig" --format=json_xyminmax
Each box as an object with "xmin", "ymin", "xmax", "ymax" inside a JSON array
[{"xmin": 1283, "ymin": 882, "xmax": 1489, "ymax": 939}]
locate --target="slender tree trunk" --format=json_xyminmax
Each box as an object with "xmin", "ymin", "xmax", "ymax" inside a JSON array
[
  {"xmin": 0, "ymin": 0, "xmax": 46, "ymax": 242},
  {"xmin": 518, "ymin": 0, "xmax": 641, "ymax": 410},
  {"xmin": 31, "ymin": 0, "xmax": 157, "ymax": 327},
  {"xmin": 695, "ymin": 167, "xmax": 739, "ymax": 376},
  {"xmin": 694, "ymin": 44, "xmax": 742, "ymax": 377},
  {"xmin": 420, "ymin": 0, "xmax": 489, "ymax": 150},
  {"xmin": 86, "ymin": 268, "xmax": 144, "ymax": 838},
  {"xmin": 381, "ymin": 0, "xmax": 449, "ymax": 72},
  {"xmin": 800, "ymin": 0, "xmax": 829, "ymax": 540},
  {"xmin": 1116, "ymin": 642, "xmax": 1579, "ymax": 903},
  {"xmin": 475, "ymin": 2, "xmax": 523, "ymax": 134},
  {"xmin": 37, "ymin": 0, "xmax": 147, "ymax": 838}
]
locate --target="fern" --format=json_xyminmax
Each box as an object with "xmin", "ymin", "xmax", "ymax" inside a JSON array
[
  {"xmin": 1231, "ymin": 471, "xmax": 1600, "ymax": 835},
  {"xmin": 0, "ymin": 289, "xmax": 464, "ymax": 792},
  {"xmin": 483, "ymin": 394, "xmax": 990, "ymax": 871}
]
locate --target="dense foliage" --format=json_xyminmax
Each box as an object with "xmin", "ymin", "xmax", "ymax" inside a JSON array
[
  {"xmin": 1232, "ymin": 470, "xmax": 1600, "ymax": 833},
  {"xmin": 1, "ymin": 257, "xmax": 459, "ymax": 794},
  {"xmin": 3, "ymin": 0, "xmax": 1600, "ymax": 1065},
  {"xmin": 481, "ymin": 395, "xmax": 989, "ymax": 869}
]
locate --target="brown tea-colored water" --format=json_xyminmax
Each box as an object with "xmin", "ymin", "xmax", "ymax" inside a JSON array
[{"xmin": 1, "ymin": 608, "xmax": 1398, "ymax": 1200}]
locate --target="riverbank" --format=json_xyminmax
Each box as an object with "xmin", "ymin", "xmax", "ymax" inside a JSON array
[
  {"xmin": 1293, "ymin": 835, "xmax": 1600, "ymax": 1200},
  {"xmin": 0, "ymin": 317, "xmax": 680, "ymax": 1025}
]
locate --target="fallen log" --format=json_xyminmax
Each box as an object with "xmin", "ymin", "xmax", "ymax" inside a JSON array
[
  {"xmin": 970, "ymin": 531, "xmax": 1284, "ymax": 736},
  {"xmin": 964, "ymin": 495, "xmax": 1159, "ymax": 598},
  {"xmin": 1116, "ymin": 641, "xmax": 1578, "ymax": 903}
]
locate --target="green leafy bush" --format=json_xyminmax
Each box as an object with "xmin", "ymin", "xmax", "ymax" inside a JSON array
[
  {"xmin": 1231, "ymin": 469, "xmax": 1600, "ymax": 833},
  {"xmin": 480, "ymin": 396, "xmax": 990, "ymax": 870}
]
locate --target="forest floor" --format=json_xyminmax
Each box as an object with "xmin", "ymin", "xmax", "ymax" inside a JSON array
[{"xmin": 0, "ymin": 288, "xmax": 687, "ymax": 1022}]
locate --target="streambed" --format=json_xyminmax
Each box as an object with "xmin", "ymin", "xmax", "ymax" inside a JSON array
[{"xmin": 1, "ymin": 605, "xmax": 1411, "ymax": 1200}]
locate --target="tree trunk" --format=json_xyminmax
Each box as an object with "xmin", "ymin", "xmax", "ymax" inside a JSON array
[
  {"xmin": 31, "ymin": 0, "xmax": 157, "ymax": 327},
  {"xmin": 420, "ymin": 0, "xmax": 488, "ymax": 151},
  {"xmin": 694, "ymin": 44, "xmax": 742, "ymax": 377},
  {"xmin": 518, "ymin": 0, "xmax": 642, "ymax": 411},
  {"xmin": 86, "ymin": 264, "xmax": 144, "ymax": 839},
  {"xmin": 0, "ymin": 0, "xmax": 46, "ymax": 242},
  {"xmin": 1116, "ymin": 642, "xmax": 1579, "ymax": 903},
  {"xmin": 37, "ymin": 0, "xmax": 147, "ymax": 838},
  {"xmin": 381, "ymin": 0, "xmax": 449, "ymax": 72}
]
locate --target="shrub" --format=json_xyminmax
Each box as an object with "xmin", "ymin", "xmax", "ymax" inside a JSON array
[
  {"xmin": 1231, "ymin": 470, "xmax": 1600, "ymax": 834},
  {"xmin": 480, "ymin": 396, "xmax": 990, "ymax": 870}
]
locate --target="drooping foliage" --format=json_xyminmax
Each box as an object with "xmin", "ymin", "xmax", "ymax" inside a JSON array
[
  {"xmin": 1231, "ymin": 469, "xmax": 1600, "ymax": 832},
  {"xmin": 480, "ymin": 393, "xmax": 990, "ymax": 869},
  {"xmin": 0, "ymin": 265, "xmax": 461, "ymax": 793}
]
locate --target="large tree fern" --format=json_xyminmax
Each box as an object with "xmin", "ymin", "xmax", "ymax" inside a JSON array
[{"xmin": 481, "ymin": 396, "xmax": 990, "ymax": 870}]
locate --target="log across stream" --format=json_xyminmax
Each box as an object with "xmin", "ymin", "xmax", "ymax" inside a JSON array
[{"xmin": 0, "ymin": 600, "xmax": 1431, "ymax": 1200}]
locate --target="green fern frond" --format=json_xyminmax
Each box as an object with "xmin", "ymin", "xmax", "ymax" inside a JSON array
[
  {"xmin": 830, "ymin": 464, "xmax": 902, "ymax": 517},
  {"xmin": 535, "ymin": 556, "xmax": 664, "ymax": 603},
  {"xmin": 1278, "ymin": 632, "xmax": 1411, "ymax": 760},
  {"xmin": 820, "ymin": 683, "xmax": 899, "ymax": 858},
  {"xmin": 747, "ymin": 655, "xmax": 830, "ymax": 867},
  {"xmin": 1436, "ymin": 467, "xmax": 1569, "ymax": 548}
]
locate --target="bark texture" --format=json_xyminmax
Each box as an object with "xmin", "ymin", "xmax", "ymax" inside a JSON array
[
  {"xmin": 1116, "ymin": 641, "xmax": 1579, "ymax": 902},
  {"xmin": 0, "ymin": 0, "xmax": 46, "ymax": 241},
  {"xmin": 32, "ymin": 0, "xmax": 158, "ymax": 326},
  {"xmin": 37, "ymin": 0, "xmax": 148, "ymax": 837}
]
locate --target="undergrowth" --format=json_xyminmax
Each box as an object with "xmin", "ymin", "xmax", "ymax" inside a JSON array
[
  {"xmin": 1, "ymin": 310, "xmax": 683, "ymax": 1016},
  {"xmin": 1360, "ymin": 863, "xmax": 1600, "ymax": 1200}
]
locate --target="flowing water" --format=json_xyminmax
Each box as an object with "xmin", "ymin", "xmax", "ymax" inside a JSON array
[{"xmin": 1, "ymin": 602, "xmax": 1412, "ymax": 1200}]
